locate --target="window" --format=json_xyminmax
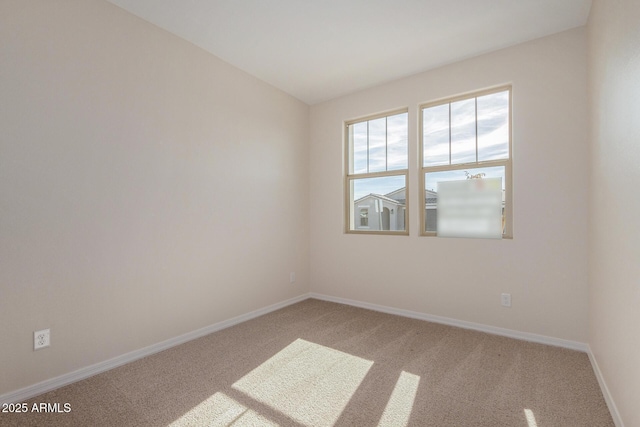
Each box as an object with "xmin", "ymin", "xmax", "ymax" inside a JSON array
[
  {"xmin": 359, "ymin": 208, "xmax": 369, "ymax": 227},
  {"xmin": 346, "ymin": 110, "xmax": 408, "ymax": 234},
  {"xmin": 419, "ymin": 86, "xmax": 512, "ymax": 237}
]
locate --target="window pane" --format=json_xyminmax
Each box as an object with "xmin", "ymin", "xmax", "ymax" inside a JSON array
[
  {"xmin": 368, "ymin": 117, "xmax": 386, "ymax": 173},
  {"xmin": 387, "ymin": 112, "xmax": 408, "ymax": 171},
  {"xmin": 424, "ymin": 166, "xmax": 505, "ymax": 233},
  {"xmin": 450, "ymin": 98, "xmax": 476, "ymax": 164},
  {"xmin": 423, "ymin": 104, "xmax": 450, "ymax": 166},
  {"xmin": 477, "ymin": 90, "xmax": 509, "ymax": 161},
  {"xmin": 351, "ymin": 175, "xmax": 406, "ymax": 231},
  {"xmin": 359, "ymin": 208, "xmax": 369, "ymax": 227},
  {"xmin": 352, "ymin": 121, "xmax": 368, "ymax": 174}
]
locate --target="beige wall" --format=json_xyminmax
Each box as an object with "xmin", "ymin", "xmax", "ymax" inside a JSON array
[
  {"xmin": 310, "ymin": 28, "xmax": 589, "ymax": 343},
  {"xmin": 0, "ymin": 0, "xmax": 309, "ymax": 395},
  {"xmin": 588, "ymin": 1, "xmax": 640, "ymax": 425},
  {"xmin": 6, "ymin": 2, "xmax": 633, "ymax": 418}
]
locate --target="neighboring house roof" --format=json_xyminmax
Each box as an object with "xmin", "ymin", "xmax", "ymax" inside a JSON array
[
  {"xmin": 385, "ymin": 187, "xmax": 405, "ymax": 198},
  {"xmin": 354, "ymin": 193, "xmax": 404, "ymax": 205},
  {"xmin": 356, "ymin": 186, "xmax": 503, "ymax": 206}
]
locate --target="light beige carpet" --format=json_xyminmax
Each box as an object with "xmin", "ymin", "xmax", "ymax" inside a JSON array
[{"xmin": 1, "ymin": 299, "xmax": 614, "ymax": 426}]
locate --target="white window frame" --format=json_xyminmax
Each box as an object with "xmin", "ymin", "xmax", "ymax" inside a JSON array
[
  {"xmin": 345, "ymin": 108, "xmax": 409, "ymax": 235},
  {"xmin": 419, "ymin": 85, "xmax": 513, "ymax": 238}
]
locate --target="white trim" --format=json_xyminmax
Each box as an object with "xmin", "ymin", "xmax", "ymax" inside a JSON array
[
  {"xmin": 0, "ymin": 294, "xmax": 308, "ymax": 405},
  {"xmin": 587, "ymin": 346, "xmax": 624, "ymax": 427},
  {"xmin": 309, "ymin": 293, "xmax": 588, "ymax": 352},
  {"xmin": 4, "ymin": 290, "xmax": 619, "ymax": 427}
]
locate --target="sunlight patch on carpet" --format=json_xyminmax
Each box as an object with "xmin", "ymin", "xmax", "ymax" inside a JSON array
[
  {"xmin": 232, "ymin": 338, "xmax": 373, "ymax": 427},
  {"xmin": 377, "ymin": 371, "xmax": 420, "ymax": 427},
  {"xmin": 524, "ymin": 409, "xmax": 538, "ymax": 427},
  {"xmin": 169, "ymin": 392, "xmax": 278, "ymax": 427}
]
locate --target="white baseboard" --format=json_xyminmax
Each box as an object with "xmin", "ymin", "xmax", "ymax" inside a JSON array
[
  {"xmin": 4, "ymin": 291, "xmax": 619, "ymax": 427},
  {"xmin": 587, "ymin": 346, "xmax": 624, "ymax": 427},
  {"xmin": 0, "ymin": 294, "xmax": 308, "ymax": 405},
  {"xmin": 325, "ymin": 290, "xmax": 622, "ymax": 425},
  {"xmin": 309, "ymin": 292, "xmax": 589, "ymax": 352}
]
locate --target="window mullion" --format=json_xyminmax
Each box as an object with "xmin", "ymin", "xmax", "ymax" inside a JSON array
[
  {"xmin": 475, "ymin": 97, "xmax": 478, "ymax": 162},
  {"xmin": 385, "ymin": 116, "xmax": 388, "ymax": 171},
  {"xmin": 366, "ymin": 121, "xmax": 370, "ymax": 173},
  {"xmin": 448, "ymin": 103, "xmax": 452, "ymax": 165}
]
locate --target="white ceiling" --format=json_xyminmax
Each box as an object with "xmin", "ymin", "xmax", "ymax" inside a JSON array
[{"xmin": 105, "ymin": 0, "xmax": 592, "ymax": 105}]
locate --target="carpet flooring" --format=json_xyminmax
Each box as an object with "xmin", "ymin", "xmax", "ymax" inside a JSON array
[{"xmin": 0, "ymin": 299, "xmax": 614, "ymax": 426}]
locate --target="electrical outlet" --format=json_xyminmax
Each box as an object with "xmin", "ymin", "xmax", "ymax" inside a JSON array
[
  {"xmin": 34, "ymin": 329, "xmax": 50, "ymax": 350},
  {"xmin": 290, "ymin": 272, "xmax": 296, "ymax": 284},
  {"xmin": 501, "ymin": 293, "xmax": 512, "ymax": 307}
]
